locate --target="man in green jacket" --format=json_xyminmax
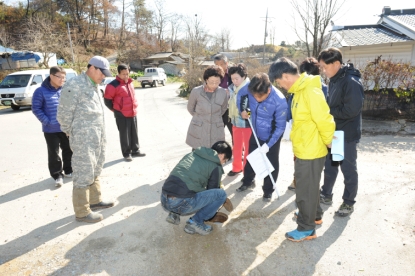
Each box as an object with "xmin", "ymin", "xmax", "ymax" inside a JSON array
[
  {"xmin": 269, "ymin": 57, "xmax": 335, "ymax": 242},
  {"xmin": 161, "ymin": 141, "xmax": 232, "ymax": 235}
]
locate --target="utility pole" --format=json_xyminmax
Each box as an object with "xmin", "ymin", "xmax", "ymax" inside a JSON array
[
  {"xmin": 261, "ymin": 9, "xmax": 273, "ymax": 65},
  {"xmin": 67, "ymin": 23, "xmax": 75, "ymax": 64}
]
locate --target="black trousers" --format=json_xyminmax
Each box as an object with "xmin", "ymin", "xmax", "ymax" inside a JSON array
[
  {"xmin": 44, "ymin": 132, "xmax": 72, "ymax": 180},
  {"xmin": 242, "ymin": 135, "xmax": 282, "ymax": 196},
  {"xmin": 295, "ymin": 156, "xmax": 325, "ymax": 231},
  {"xmin": 222, "ymin": 109, "xmax": 233, "ymax": 143},
  {"xmin": 115, "ymin": 115, "xmax": 140, "ymax": 157},
  {"xmin": 321, "ymin": 140, "xmax": 359, "ymax": 206}
]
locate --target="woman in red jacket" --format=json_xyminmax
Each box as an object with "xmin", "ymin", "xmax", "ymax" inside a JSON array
[{"xmin": 104, "ymin": 64, "xmax": 145, "ymax": 161}]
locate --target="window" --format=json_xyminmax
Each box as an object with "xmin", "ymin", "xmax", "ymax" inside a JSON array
[
  {"xmin": 32, "ymin": 75, "xmax": 43, "ymax": 85},
  {"xmin": 0, "ymin": 75, "xmax": 31, "ymax": 88}
]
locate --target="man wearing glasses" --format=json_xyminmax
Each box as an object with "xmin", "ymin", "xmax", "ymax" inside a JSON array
[
  {"xmin": 32, "ymin": 66, "xmax": 73, "ymax": 187},
  {"xmin": 58, "ymin": 56, "xmax": 115, "ymax": 223}
]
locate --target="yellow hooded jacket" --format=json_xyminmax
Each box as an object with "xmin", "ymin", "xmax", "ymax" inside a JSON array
[{"xmin": 289, "ymin": 73, "xmax": 335, "ymax": 160}]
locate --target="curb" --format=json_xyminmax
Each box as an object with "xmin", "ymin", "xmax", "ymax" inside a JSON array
[{"xmin": 362, "ymin": 119, "xmax": 415, "ymax": 135}]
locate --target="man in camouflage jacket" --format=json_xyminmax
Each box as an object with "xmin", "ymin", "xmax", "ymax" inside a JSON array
[{"xmin": 57, "ymin": 56, "xmax": 115, "ymax": 223}]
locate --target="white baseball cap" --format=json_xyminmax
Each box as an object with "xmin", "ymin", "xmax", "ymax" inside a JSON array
[{"xmin": 88, "ymin": 56, "xmax": 112, "ymax": 77}]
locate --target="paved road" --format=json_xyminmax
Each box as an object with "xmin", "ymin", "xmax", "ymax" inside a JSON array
[{"xmin": 0, "ymin": 83, "xmax": 414, "ymax": 275}]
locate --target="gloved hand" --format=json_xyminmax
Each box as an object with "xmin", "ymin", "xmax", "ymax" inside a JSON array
[{"xmin": 260, "ymin": 143, "xmax": 269, "ymax": 153}]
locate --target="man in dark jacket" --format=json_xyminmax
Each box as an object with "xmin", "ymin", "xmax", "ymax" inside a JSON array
[
  {"xmin": 318, "ymin": 47, "xmax": 365, "ymax": 217},
  {"xmin": 104, "ymin": 64, "xmax": 145, "ymax": 161},
  {"xmin": 161, "ymin": 141, "xmax": 233, "ymax": 236},
  {"xmin": 32, "ymin": 66, "xmax": 73, "ymax": 187}
]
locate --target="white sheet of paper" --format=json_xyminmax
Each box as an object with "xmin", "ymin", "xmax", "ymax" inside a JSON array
[
  {"xmin": 332, "ymin": 130, "xmax": 344, "ymax": 161},
  {"xmin": 282, "ymin": 119, "xmax": 292, "ymax": 141},
  {"xmin": 246, "ymin": 148, "xmax": 275, "ymax": 179}
]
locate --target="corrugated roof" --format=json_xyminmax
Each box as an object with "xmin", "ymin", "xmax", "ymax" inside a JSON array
[{"xmin": 330, "ymin": 25, "xmax": 412, "ymax": 47}]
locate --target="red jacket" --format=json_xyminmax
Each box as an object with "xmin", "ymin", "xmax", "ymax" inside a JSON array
[{"xmin": 104, "ymin": 76, "xmax": 138, "ymax": 117}]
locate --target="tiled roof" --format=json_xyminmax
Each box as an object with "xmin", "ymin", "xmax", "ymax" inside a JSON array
[
  {"xmin": 144, "ymin": 52, "xmax": 173, "ymax": 59},
  {"xmin": 330, "ymin": 25, "xmax": 412, "ymax": 47},
  {"xmin": 170, "ymin": 56, "xmax": 185, "ymax": 63},
  {"xmin": 388, "ymin": 14, "xmax": 415, "ymax": 31}
]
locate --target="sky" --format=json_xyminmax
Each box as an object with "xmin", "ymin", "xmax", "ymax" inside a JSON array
[{"xmin": 156, "ymin": 0, "xmax": 414, "ymax": 50}]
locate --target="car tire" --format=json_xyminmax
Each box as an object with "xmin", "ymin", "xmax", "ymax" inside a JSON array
[
  {"xmin": 11, "ymin": 104, "xmax": 20, "ymax": 110},
  {"xmin": 141, "ymin": 83, "xmax": 146, "ymax": 88},
  {"xmin": 162, "ymin": 80, "xmax": 166, "ymax": 86},
  {"xmin": 153, "ymin": 80, "xmax": 158, "ymax": 87}
]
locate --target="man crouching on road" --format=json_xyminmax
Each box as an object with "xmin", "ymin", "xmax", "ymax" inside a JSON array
[
  {"xmin": 57, "ymin": 56, "xmax": 115, "ymax": 223},
  {"xmin": 161, "ymin": 141, "xmax": 233, "ymax": 235}
]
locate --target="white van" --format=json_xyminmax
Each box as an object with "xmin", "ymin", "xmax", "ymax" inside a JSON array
[{"xmin": 0, "ymin": 69, "xmax": 77, "ymax": 110}]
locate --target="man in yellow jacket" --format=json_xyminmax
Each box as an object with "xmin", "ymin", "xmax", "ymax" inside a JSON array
[{"xmin": 269, "ymin": 57, "xmax": 335, "ymax": 242}]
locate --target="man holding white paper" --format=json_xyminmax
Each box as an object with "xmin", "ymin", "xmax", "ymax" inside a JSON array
[
  {"xmin": 268, "ymin": 58, "xmax": 335, "ymax": 242},
  {"xmin": 235, "ymin": 73, "xmax": 287, "ymax": 202},
  {"xmin": 318, "ymin": 48, "xmax": 364, "ymax": 217}
]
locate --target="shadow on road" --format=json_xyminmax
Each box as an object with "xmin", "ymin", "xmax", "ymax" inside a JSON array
[
  {"xmin": 0, "ymin": 107, "xmax": 31, "ymax": 116},
  {"xmin": 103, "ymin": 158, "xmax": 125, "ymax": 169},
  {"xmin": 0, "ymin": 215, "xmax": 77, "ymax": 265},
  {"xmin": 0, "ymin": 178, "xmax": 57, "ymax": 205},
  {"xmin": 254, "ymin": 216, "xmax": 349, "ymax": 275},
  {"xmin": 358, "ymin": 135, "xmax": 415, "ymax": 153}
]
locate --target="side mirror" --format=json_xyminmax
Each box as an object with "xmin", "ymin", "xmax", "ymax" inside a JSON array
[{"xmin": 31, "ymin": 81, "xmax": 37, "ymax": 85}]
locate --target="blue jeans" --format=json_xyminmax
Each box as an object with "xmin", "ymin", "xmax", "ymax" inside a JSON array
[{"xmin": 160, "ymin": 189, "xmax": 227, "ymax": 224}]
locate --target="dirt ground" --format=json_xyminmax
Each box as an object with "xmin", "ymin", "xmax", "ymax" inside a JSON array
[{"xmin": 0, "ymin": 83, "xmax": 414, "ymax": 275}]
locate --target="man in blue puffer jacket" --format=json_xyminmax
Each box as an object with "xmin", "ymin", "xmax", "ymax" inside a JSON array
[
  {"xmin": 236, "ymin": 73, "xmax": 287, "ymax": 201},
  {"xmin": 32, "ymin": 66, "xmax": 73, "ymax": 187}
]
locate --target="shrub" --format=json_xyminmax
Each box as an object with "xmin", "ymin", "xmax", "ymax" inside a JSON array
[{"xmin": 179, "ymin": 67, "xmax": 204, "ymax": 98}]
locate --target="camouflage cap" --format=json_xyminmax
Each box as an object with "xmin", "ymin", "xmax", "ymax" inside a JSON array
[{"xmin": 88, "ymin": 56, "xmax": 112, "ymax": 77}]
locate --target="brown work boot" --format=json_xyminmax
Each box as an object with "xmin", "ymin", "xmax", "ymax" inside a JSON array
[
  {"xmin": 73, "ymin": 187, "xmax": 92, "ymax": 219},
  {"xmin": 208, "ymin": 212, "xmax": 228, "ymax": 223},
  {"xmin": 76, "ymin": 212, "xmax": 103, "ymax": 223},
  {"xmin": 222, "ymin": 198, "xmax": 234, "ymax": 212},
  {"xmin": 89, "ymin": 178, "xmax": 102, "ymax": 205}
]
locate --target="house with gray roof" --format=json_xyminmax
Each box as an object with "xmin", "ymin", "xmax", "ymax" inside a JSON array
[
  {"xmin": 328, "ymin": 6, "xmax": 415, "ymax": 66},
  {"xmin": 142, "ymin": 52, "xmax": 188, "ymax": 76}
]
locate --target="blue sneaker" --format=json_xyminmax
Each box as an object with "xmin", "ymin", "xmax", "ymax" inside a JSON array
[
  {"xmin": 184, "ymin": 218, "xmax": 212, "ymax": 235},
  {"xmin": 285, "ymin": 229, "xmax": 317, "ymax": 242}
]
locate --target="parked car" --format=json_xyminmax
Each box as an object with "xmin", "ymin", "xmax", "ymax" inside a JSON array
[
  {"xmin": 0, "ymin": 69, "xmax": 77, "ymax": 110},
  {"xmin": 98, "ymin": 77, "xmax": 116, "ymax": 96},
  {"xmin": 137, "ymin": 67, "xmax": 167, "ymax": 88}
]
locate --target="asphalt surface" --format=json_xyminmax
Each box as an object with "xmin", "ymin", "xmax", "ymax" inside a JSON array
[{"xmin": 0, "ymin": 83, "xmax": 414, "ymax": 275}]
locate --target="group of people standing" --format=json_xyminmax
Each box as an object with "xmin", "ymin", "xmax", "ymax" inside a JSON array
[
  {"xmin": 162, "ymin": 48, "xmax": 364, "ymax": 242},
  {"xmin": 31, "ymin": 47, "xmax": 364, "ymax": 241}
]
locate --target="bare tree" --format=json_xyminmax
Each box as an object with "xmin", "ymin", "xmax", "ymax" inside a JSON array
[
  {"xmin": 184, "ymin": 14, "xmax": 209, "ymax": 69},
  {"xmin": 291, "ymin": 0, "xmax": 345, "ymax": 57},
  {"xmin": 168, "ymin": 13, "xmax": 182, "ymax": 52},
  {"xmin": 19, "ymin": 16, "xmax": 69, "ymax": 67},
  {"xmin": 153, "ymin": 0, "xmax": 170, "ymax": 51}
]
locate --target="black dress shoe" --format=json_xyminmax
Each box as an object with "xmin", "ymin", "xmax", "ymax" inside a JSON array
[
  {"xmin": 236, "ymin": 181, "xmax": 256, "ymax": 192},
  {"xmin": 132, "ymin": 151, "xmax": 146, "ymax": 157},
  {"xmin": 227, "ymin": 170, "xmax": 242, "ymax": 176}
]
